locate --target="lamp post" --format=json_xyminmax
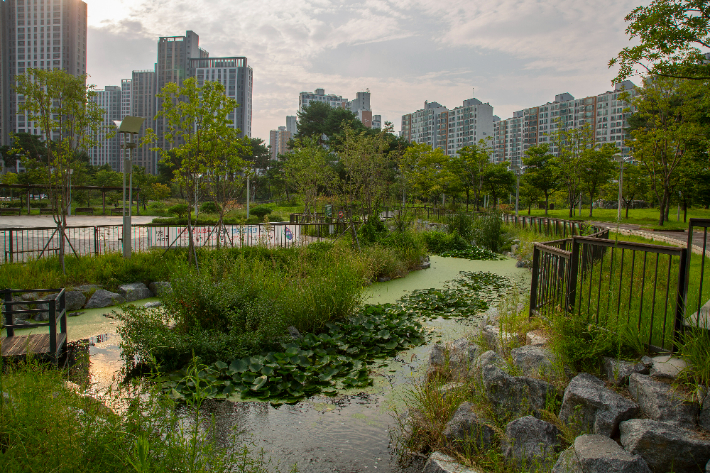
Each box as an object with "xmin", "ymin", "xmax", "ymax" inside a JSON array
[
  {"xmin": 194, "ymin": 173, "xmax": 202, "ymax": 218},
  {"xmin": 114, "ymin": 116, "xmax": 146, "ymax": 259},
  {"xmin": 68, "ymin": 168, "xmax": 73, "ymax": 216}
]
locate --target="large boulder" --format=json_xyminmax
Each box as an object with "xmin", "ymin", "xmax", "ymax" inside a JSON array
[
  {"xmin": 73, "ymin": 284, "xmax": 101, "ymax": 295},
  {"xmin": 649, "ymin": 355, "xmax": 687, "ymax": 380},
  {"xmin": 482, "ymin": 363, "xmax": 557, "ymax": 417},
  {"xmin": 85, "ymin": 290, "xmax": 125, "ymax": 309},
  {"xmin": 118, "ymin": 283, "xmax": 153, "ymax": 302},
  {"xmin": 510, "ymin": 345, "xmax": 558, "ymax": 378},
  {"xmin": 559, "ymin": 373, "xmax": 639, "ymax": 437},
  {"xmin": 423, "ymin": 452, "xmax": 483, "ymax": 473},
  {"xmin": 64, "ymin": 290, "xmax": 87, "ymax": 311},
  {"xmin": 620, "ymin": 419, "xmax": 710, "ymax": 473},
  {"xmin": 429, "ymin": 339, "xmax": 481, "ymax": 377},
  {"xmin": 552, "ymin": 434, "xmax": 651, "ymax": 473},
  {"xmin": 443, "ymin": 402, "xmax": 496, "ymax": 452},
  {"xmin": 603, "ymin": 357, "xmax": 649, "ymax": 386},
  {"xmin": 526, "ymin": 330, "xmax": 549, "ymax": 347},
  {"xmin": 149, "ymin": 281, "xmax": 172, "ymax": 297},
  {"xmin": 628, "ymin": 373, "xmax": 699, "ymax": 429},
  {"xmin": 501, "ymin": 415, "xmax": 562, "ymax": 470},
  {"xmin": 482, "ymin": 325, "xmax": 515, "ymax": 353}
]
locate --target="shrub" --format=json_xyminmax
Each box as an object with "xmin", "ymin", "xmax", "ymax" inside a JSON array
[
  {"xmin": 200, "ymin": 201, "xmax": 220, "ymax": 214},
  {"xmin": 168, "ymin": 203, "xmax": 190, "ymax": 218},
  {"xmin": 249, "ymin": 206, "xmax": 272, "ymax": 218},
  {"xmin": 446, "ymin": 211, "xmax": 476, "ymax": 242},
  {"xmin": 421, "ymin": 230, "xmax": 469, "ymax": 254},
  {"xmin": 473, "ymin": 210, "xmax": 509, "ymax": 253}
]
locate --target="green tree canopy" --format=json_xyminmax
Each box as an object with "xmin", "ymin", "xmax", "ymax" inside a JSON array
[{"xmin": 522, "ymin": 144, "xmax": 558, "ymax": 215}]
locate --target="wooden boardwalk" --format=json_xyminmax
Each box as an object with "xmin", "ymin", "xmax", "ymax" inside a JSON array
[{"xmin": 1, "ymin": 333, "xmax": 67, "ymax": 357}]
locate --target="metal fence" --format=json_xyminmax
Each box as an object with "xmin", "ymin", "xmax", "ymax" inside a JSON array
[
  {"xmin": 0, "ymin": 222, "xmax": 341, "ymax": 263},
  {"xmin": 502, "ymin": 214, "xmax": 602, "ymax": 239},
  {"xmin": 529, "ymin": 219, "xmax": 710, "ymax": 353}
]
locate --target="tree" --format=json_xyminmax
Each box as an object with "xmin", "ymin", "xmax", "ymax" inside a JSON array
[
  {"xmin": 618, "ymin": 163, "xmax": 651, "ymax": 219},
  {"xmin": 624, "ymin": 76, "xmax": 706, "ymax": 225},
  {"xmin": 522, "ymin": 144, "xmax": 558, "ymax": 215},
  {"xmin": 552, "ymin": 120, "xmax": 595, "ymax": 217},
  {"xmin": 294, "ymin": 102, "xmax": 367, "ymax": 147},
  {"xmin": 611, "ymin": 0, "xmax": 710, "ymax": 82},
  {"xmin": 481, "ymin": 162, "xmax": 515, "ymax": 209},
  {"xmin": 519, "ymin": 177, "xmax": 542, "ymax": 215},
  {"xmin": 449, "ymin": 139, "xmax": 492, "ymax": 211},
  {"xmin": 284, "ymin": 137, "xmax": 335, "ymax": 217},
  {"xmin": 146, "ymin": 78, "xmax": 249, "ymax": 264},
  {"xmin": 400, "ymin": 143, "xmax": 451, "ymax": 205},
  {"xmin": 14, "ymin": 68, "xmax": 104, "ymax": 274},
  {"xmin": 579, "ymin": 144, "xmax": 618, "ymax": 217}
]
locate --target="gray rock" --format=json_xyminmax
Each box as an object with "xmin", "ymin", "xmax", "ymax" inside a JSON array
[
  {"xmin": 68, "ymin": 311, "xmax": 85, "ymax": 317},
  {"xmin": 511, "ymin": 345, "xmax": 558, "ymax": 377},
  {"xmin": 516, "ymin": 260, "xmax": 531, "ymax": 268},
  {"xmin": 73, "ymin": 284, "xmax": 101, "ymax": 295},
  {"xmin": 482, "ymin": 363, "xmax": 557, "ymax": 417},
  {"xmin": 118, "ymin": 283, "xmax": 153, "ymax": 302},
  {"xmin": 649, "ymin": 355, "xmax": 687, "ymax": 380},
  {"xmin": 700, "ymin": 393, "xmax": 710, "ymax": 431},
  {"xmin": 620, "ymin": 419, "xmax": 710, "ymax": 473},
  {"xmin": 473, "ymin": 350, "xmax": 504, "ymax": 379},
  {"xmin": 429, "ymin": 339, "xmax": 481, "ymax": 377},
  {"xmin": 430, "ymin": 343, "xmax": 446, "ymax": 369},
  {"xmin": 553, "ymin": 434, "xmax": 651, "ymax": 473},
  {"xmin": 64, "ymin": 291, "xmax": 87, "ymax": 311},
  {"xmin": 482, "ymin": 324, "xmax": 515, "ymax": 353},
  {"xmin": 85, "ymin": 290, "xmax": 125, "ymax": 309},
  {"xmin": 21, "ymin": 292, "xmax": 40, "ymax": 301},
  {"xmin": 502, "ymin": 416, "xmax": 562, "ymax": 470},
  {"xmin": 287, "ymin": 326, "xmax": 303, "ymax": 340},
  {"xmin": 32, "ymin": 302, "xmax": 50, "ymax": 322},
  {"xmin": 559, "ymin": 373, "xmax": 639, "ymax": 437},
  {"xmin": 526, "ymin": 330, "xmax": 549, "ymax": 346},
  {"xmin": 423, "ymin": 451, "xmax": 483, "ymax": 473},
  {"xmin": 443, "ymin": 402, "xmax": 496, "ymax": 451},
  {"xmin": 604, "ymin": 358, "xmax": 649, "ymax": 386},
  {"xmin": 148, "ymin": 281, "xmax": 172, "ymax": 297},
  {"xmin": 479, "ymin": 307, "xmax": 500, "ymax": 328},
  {"xmin": 628, "ymin": 373, "xmax": 699, "ymax": 429},
  {"xmin": 143, "ymin": 301, "xmax": 162, "ymax": 309}
]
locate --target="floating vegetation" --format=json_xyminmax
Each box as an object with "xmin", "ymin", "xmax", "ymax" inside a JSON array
[
  {"xmin": 437, "ymin": 246, "xmax": 503, "ymax": 261},
  {"xmin": 163, "ymin": 271, "xmax": 511, "ymax": 403}
]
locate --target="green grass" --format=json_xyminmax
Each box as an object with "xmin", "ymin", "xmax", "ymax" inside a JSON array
[
  {"xmin": 0, "ymin": 359, "xmax": 292, "ymax": 473},
  {"xmin": 521, "ymin": 207, "xmax": 710, "ymax": 231}
]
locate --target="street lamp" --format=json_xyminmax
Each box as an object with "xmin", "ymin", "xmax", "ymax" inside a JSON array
[
  {"xmin": 194, "ymin": 173, "xmax": 202, "ymax": 217},
  {"xmin": 68, "ymin": 168, "xmax": 73, "ymax": 216},
  {"xmin": 114, "ymin": 116, "xmax": 146, "ymax": 259}
]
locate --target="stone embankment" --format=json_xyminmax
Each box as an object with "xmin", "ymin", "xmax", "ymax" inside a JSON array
[
  {"xmin": 409, "ymin": 307, "xmax": 710, "ymax": 473},
  {"xmin": 7, "ymin": 281, "xmax": 171, "ymax": 324}
]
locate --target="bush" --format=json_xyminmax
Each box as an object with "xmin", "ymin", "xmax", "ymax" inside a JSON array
[
  {"xmin": 200, "ymin": 201, "xmax": 221, "ymax": 214},
  {"xmin": 249, "ymin": 206, "xmax": 272, "ymax": 218},
  {"xmin": 473, "ymin": 210, "xmax": 509, "ymax": 253},
  {"xmin": 446, "ymin": 211, "xmax": 476, "ymax": 242},
  {"xmin": 168, "ymin": 203, "xmax": 190, "ymax": 218},
  {"xmin": 421, "ymin": 231, "xmax": 469, "ymax": 254}
]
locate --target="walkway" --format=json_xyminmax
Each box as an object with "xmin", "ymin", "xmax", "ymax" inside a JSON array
[{"xmin": 591, "ymin": 221, "xmax": 709, "ymax": 255}]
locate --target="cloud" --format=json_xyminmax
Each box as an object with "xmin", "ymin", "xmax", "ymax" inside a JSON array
[{"xmin": 85, "ymin": 0, "xmax": 646, "ymax": 140}]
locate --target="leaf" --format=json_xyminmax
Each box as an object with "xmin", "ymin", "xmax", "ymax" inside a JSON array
[
  {"xmin": 230, "ymin": 359, "xmax": 249, "ymax": 373},
  {"xmin": 251, "ymin": 375, "xmax": 268, "ymax": 391},
  {"xmin": 261, "ymin": 365, "xmax": 275, "ymax": 376},
  {"xmin": 377, "ymin": 329, "xmax": 391, "ymax": 339},
  {"xmin": 214, "ymin": 361, "xmax": 228, "ymax": 371},
  {"xmin": 292, "ymin": 371, "xmax": 307, "ymax": 385},
  {"xmin": 318, "ymin": 367, "xmax": 340, "ymax": 382}
]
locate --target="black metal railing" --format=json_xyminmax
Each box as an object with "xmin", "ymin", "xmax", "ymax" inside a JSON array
[{"xmin": 685, "ymin": 219, "xmax": 710, "ymax": 330}]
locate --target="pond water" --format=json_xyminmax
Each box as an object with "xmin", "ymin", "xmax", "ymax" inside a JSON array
[{"xmin": 7, "ymin": 256, "xmax": 529, "ymax": 472}]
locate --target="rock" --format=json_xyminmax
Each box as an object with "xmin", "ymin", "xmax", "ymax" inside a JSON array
[
  {"xmin": 559, "ymin": 373, "xmax": 639, "ymax": 437},
  {"xmin": 501, "ymin": 415, "xmax": 562, "ymax": 470},
  {"xmin": 64, "ymin": 291, "xmax": 87, "ymax": 311},
  {"xmin": 439, "ymin": 383, "xmax": 465, "ymax": 400},
  {"xmin": 526, "ymin": 330, "xmax": 549, "ymax": 346},
  {"xmin": 32, "ymin": 302, "xmax": 50, "ymax": 322},
  {"xmin": 700, "ymin": 393, "xmax": 710, "ymax": 431},
  {"xmin": 143, "ymin": 301, "xmax": 162, "ymax": 309},
  {"xmin": 73, "ymin": 284, "xmax": 101, "ymax": 295},
  {"xmin": 511, "ymin": 244, "xmax": 519, "ymax": 255},
  {"xmin": 21, "ymin": 292, "xmax": 40, "ymax": 301},
  {"xmin": 423, "ymin": 451, "xmax": 483, "ymax": 473},
  {"xmin": 473, "ymin": 350, "xmax": 504, "ymax": 379},
  {"xmin": 430, "ymin": 343, "xmax": 447, "ymax": 369},
  {"xmin": 148, "ymin": 281, "xmax": 172, "ymax": 297},
  {"xmin": 421, "ymin": 261, "xmax": 431, "ymax": 269},
  {"xmin": 510, "ymin": 345, "xmax": 558, "ymax": 377},
  {"xmin": 482, "ymin": 325, "xmax": 515, "ymax": 353},
  {"xmin": 620, "ymin": 419, "xmax": 710, "ymax": 473},
  {"xmin": 628, "ymin": 373, "xmax": 699, "ymax": 429},
  {"xmin": 479, "ymin": 307, "xmax": 500, "ymax": 328},
  {"xmin": 649, "ymin": 355, "xmax": 687, "ymax": 380},
  {"xmin": 552, "ymin": 434, "xmax": 651, "ymax": 473},
  {"xmin": 118, "ymin": 283, "xmax": 153, "ymax": 302},
  {"xmin": 482, "ymin": 363, "xmax": 557, "ymax": 417},
  {"xmin": 85, "ymin": 290, "xmax": 125, "ymax": 309},
  {"xmin": 429, "ymin": 339, "xmax": 481, "ymax": 377},
  {"xmin": 68, "ymin": 311, "xmax": 85, "ymax": 317},
  {"xmin": 287, "ymin": 326, "xmax": 303, "ymax": 340},
  {"xmin": 516, "ymin": 260, "xmax": 531, "ymax": 268},
  {"xmin": 443, "ymin": 402, "xmax": 496, "ymax": 451},
  {"xmin": 603, "ymin": 358, "xmax": 649, "ymax": 386}
]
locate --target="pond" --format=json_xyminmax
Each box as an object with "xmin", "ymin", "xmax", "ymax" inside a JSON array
[{"xmin": 8, "ymin": 255, "xmax": 530, "ymax": 472}]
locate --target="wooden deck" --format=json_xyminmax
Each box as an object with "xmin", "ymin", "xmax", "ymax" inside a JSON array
[{"xmin": 1, "ymin": 333, "xmax": 67, "ymax": 357}]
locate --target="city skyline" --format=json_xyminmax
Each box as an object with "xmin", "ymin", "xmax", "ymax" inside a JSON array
[{"xmin": 83, "ymin": 0, "xmax": 647, "ymax": 142}]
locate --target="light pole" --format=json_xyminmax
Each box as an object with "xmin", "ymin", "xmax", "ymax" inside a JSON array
[
  {"xmin": 194, "ymin": 173, "xmax": 202, "ymax": 218},
  {"xmin": 246, "ymin": 174, "xmax": 250, "ymax": 218},
  {"xmin": 114, "ymin": 116, "xmax": 146, "ymax": 259},
  {"xmin": 617, "ymin": 155, "xmax": 624, "ymax": 221},
  {"xmin": 68, "ymin": 168, "xmax": 73, "ymax": 216}
]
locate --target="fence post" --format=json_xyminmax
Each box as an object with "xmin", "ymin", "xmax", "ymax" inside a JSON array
[
  {"xmin": 529, "ymin": 245, "xmax": 540, "ymax": 319},
  {"xmin": 567, "ymin": 237, "xmax": 581, "ymax": 315},
  {"xmin": 673, "ymin": 248, "xmax": 689, "ymax": 353},
  {"xmin": 8, "ymin": 230, "xmax": 13, "ymax": 263},
  {"xmin": 3, "ymin": 289, "xmax": 14, "ymax": 337},
  {"xmin": 94, "ymin": 227, "xmax": 99, "ymax": 256}
]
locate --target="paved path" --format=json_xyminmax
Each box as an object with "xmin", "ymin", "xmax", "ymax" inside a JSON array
[
  {"xmin": 590, "ymin": 221, "xmax": 709, "ymax": 255},
  {"xmin": 0, "ymin": 215, "xmax": 156, "ymax": 229}
]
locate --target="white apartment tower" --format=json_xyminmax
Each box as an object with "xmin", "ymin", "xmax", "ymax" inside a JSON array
[
  {"xmin": 88, "ymin": 85, "xmax": 122, "ymax": 170},
  {"xmin": 0, "ymin": 0, "xmax": 88, "ymax": 146},
  {"xmin": 269, "ymin": 126, "xmax": 291, "ymax": 160}
]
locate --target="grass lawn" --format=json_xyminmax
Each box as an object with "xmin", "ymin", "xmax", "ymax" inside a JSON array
[{"xmin": 521, "ymin": 207, "xmax": 710, "ymax": 231}]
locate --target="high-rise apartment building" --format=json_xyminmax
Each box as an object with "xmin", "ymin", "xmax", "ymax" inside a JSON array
[
  {"xmin": 299, "ymin": 88, "xmax": 348, "ymax": 111},
  {"xmin": 193, "ymin": 57, "xmax": 252, "ymax": 138},
  {"xmin": 492, "ymin": 81, "xmax": 636, "ymax": 168},
  {"xmin": 128, "ymin": 69, "xmax": 157, "ymax": 173},
  {"xmin": 401, "ymin": 95, "xmax": 495, "ymax": 156},
  {"xmin": 372, "ymin": 115, "xmax": 382, "ymax": 130},
  {"xmin": 269, "ymin": 126, "xmax": 291, "ymax": 160},
  {"xmin": 286, "ymin": 115, "xmax": 297, "ymax": 135},
  {"xmin": 88, "ymin": 85, "xmax": 122, "ymax": 169},
  {"xmin": 0, "ymin": 0, "xmax": 88, "ymax": 146}
]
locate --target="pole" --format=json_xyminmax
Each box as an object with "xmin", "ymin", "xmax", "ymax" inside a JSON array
[
  {"xmin": 195, "ymin": 181, "xmax": 198, "ymax": 218},
  {"xmin": 246, "ymin": 175, "xmax": 250, "ymax": 218},
  {"xmin": 68, "ymin": 171, "xmax": 72, "ymax": 216},
  {"xmin": 122, "ymin": 133, "xmax": 131, "ymax": 259},
  {"xmin": 515, "ymin": 170, "xmax": 520, "ymax": 217},
  {"xmin": 617, "ymin": 158, "xmax": 624, "ymax": 221}
]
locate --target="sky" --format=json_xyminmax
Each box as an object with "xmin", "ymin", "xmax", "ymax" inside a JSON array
[{"xmin": 84, "ymin": 0, "xmax": 648, "ymax": 142}]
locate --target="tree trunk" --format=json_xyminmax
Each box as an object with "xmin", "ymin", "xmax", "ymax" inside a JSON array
[
  {"xmin": 544, "ymin": 193, "xmax": 549, "ymax": 216},
  {"xmin": 588, "ymin": 192, "xmax": 594, "ymax": 217}
]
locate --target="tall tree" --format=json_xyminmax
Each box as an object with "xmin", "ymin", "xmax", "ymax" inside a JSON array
[
  {"xmin": 295, "ymin": 102, "xmax": 367, "ymax": 147},
  {"xmin": 481, "ymin": 162, "xmax": 515, "ymax": 209},
  {"xmin": 14, "ymin": 68, "xmax": 104, "ymax": 273},
  {"xmin": 522, "ymin": 144, "xmax": 558, "ymax": 215},
  {"xmin": 449, "ymin": 139, "xmax": 492, "ymax": 211},
  {"xmin": 624, "ymin": 76, "xmax": 706, "ymax": 225},
  {"xmin": 284, "ymin": 137, "xmax": 335, "ymax": 217},
  {"xmin": 579, "ymin": 144, "xmax": 618, "ymax": 217},
  {"xmin": 552, "ymin": 120, "xmax": 595, "ymax": 217},
  {"xmin": 611, "ymin": 0, "xmax": 710, "ymax": 82}
]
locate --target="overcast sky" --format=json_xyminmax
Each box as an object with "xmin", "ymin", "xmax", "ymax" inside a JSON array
[{"xmin": 84, "ymin": 0, "xmax": 647, "ymax": 142}]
